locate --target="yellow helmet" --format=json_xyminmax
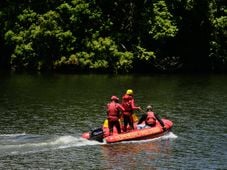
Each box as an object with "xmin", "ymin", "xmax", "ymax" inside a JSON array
[{"xmin": 126, "ymin": 89, "xmax": 133, "ymax": 95}]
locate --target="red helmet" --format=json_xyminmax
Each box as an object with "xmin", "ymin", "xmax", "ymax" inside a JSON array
[{"xmin": 111, "ymin": 96, "xmax": 119, "ymax": 101}]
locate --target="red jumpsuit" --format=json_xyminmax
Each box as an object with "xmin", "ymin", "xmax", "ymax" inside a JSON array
[
  {"xmin": 145, "ymin": 111, "xmax": 156, "ymax": 126},
  {"xmin": 107, "ymin": 101, "xmax": 124, "ymax": 135},
  {"xmin": 121, "ymin": 94, "xmax": 140, "ymax": 131}
]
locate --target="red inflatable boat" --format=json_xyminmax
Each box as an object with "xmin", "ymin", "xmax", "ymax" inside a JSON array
[{"xmin": 82, "ymin": 118, "xmax": 173, "ymax": 143}]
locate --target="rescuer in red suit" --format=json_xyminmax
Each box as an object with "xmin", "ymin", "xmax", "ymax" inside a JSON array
[
  {"xmin": 106, "ymin": 96, "xmax": 125, "ymax": 135},
  {"xmin": 138, "ymin": 105, "xmax": 166, "ymax": 130},
  {"xmin": 121, "ymin": 89, "xmax": 141, "ymax": 132}
]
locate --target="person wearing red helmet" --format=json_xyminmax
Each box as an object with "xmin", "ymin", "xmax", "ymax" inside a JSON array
[
  {"xmin": 121, "ymin": 89, "xmax": 141, "ymax": 132},
  {"xmin": 106, "ymin": 96, "xmax": 125, "ymax": 135}
]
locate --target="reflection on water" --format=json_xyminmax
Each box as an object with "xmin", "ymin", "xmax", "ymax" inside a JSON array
[{"xmin": 100, "ymin": 133, "xmax": 177, "ymax": 169}]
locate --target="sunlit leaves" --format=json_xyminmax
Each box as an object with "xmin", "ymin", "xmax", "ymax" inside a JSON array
[
  {"xmin": 136, "ymin": 46, "xmax": 156, "ymax": 61},
  {"xmin": 209, "ymin": 13, "xmax": 227, "ymax": 69},
  {"xmin": 83, "ymin": 37, "xmax": 133, "ymax": 73},
  {"xmin": 1, "ymin": 0, "xmax": 226, "ymax": 72},
  {"xmin": 17, "ymin": 9, "xmax": 37, "ymax": 28},
  {"xmin": 116, "ymin": 51, "xmax": 134, "ymax": 73},
  {"xmin": 213, "ymin": 16, "xmax": 227, "ymax": 32},
  {"xmin": 149, "ymin": 1, "xmax": 178, "ymax": 40}
]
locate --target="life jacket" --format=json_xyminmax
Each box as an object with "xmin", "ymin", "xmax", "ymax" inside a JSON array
[
  {"xmin": 146, "ymin": 111, "xmax": 156, "ymax": 125},
  {"xmin": 121, "ymin": 94, "xmax": 133, "ymax": 116},
  {"xmin": 107, "ymin": 102, "xmax": 120, "ymax": 121}
]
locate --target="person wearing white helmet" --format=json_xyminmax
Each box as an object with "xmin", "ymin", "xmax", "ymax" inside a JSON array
[{"xmin": 137, "ymin": 105, "xmax": 166, "ymax": 130}]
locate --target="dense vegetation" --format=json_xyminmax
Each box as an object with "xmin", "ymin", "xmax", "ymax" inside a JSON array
[{"xmin": 0, "ymin": 0, "xmax": 226, "ymax": 73}]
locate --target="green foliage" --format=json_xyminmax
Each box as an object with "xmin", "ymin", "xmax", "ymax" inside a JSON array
[
  {"xmin": 116, "ymin": 51, "xmax": 134, "ymax": 73},
  {"xmin": 54, "ymin": 55, "xmax": 79, "ymax": 69},
  {"xmin": 0, "ymin": 0, "xmax": 226, "ymax": 72},
  {"xmin": 4, "ymin": 9, "xmax": 77, "ymax": 71},
  {"xmin": 149, "ymin": 1, "xmax": 178, "ymax": 40},
  {"xmin": 209, "ymin": 14, "xmax": 227, "ymax": 70},
  {"xmin": 135, "ymin": 46, "xmax": 156, "ymax": 61},
  {"xmin": 17, "ymin": 9, "xmax": 38, "ymax": 28},
  {"xmin": 79, "ymin": 37, "xmax": 134, "ymax": 73},
  {"xmin": 54, "ymin": 36, "xmax": 134, "ymax": 73}
]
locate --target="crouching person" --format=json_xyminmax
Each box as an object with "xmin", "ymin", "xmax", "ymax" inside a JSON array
[{"xmin": 137, "ymin": 105, "xmax": 166, "ymax": 130}]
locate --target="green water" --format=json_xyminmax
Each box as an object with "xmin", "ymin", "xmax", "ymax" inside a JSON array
[{"xmin": 0, "ymin": 73, "xmax": 226, "ymax": 169}]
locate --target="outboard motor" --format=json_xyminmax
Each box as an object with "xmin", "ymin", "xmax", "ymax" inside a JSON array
[{"xmin": 89, "ymin": 127, "xmax": 104, "ymax": 142}]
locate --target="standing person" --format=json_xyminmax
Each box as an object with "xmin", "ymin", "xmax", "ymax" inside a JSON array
[
  {"xmin": 106, "ymin": 96, "xmax": 125, "ymax": 135},
  {"xmin": 137, "ymin": 105, "xmax": 166, "ymax": 130},
  {"xmin": 121, "ymin": 89, "xmax": 141, "ymax": 132}
]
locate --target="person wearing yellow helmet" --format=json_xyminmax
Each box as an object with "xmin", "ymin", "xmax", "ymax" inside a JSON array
[
  {"xmin": 121, "ymin": 89, "xmax": 141, "ymax": 132},
  {"xmin": 126, "ymin": 89, "xmax": 133, "ymax": 95}
]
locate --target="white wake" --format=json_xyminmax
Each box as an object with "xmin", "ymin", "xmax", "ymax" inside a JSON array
[
  {"xmin": 0, "ymin": 134, "xmax": 101, "ymax": 156},
  {"xmin": 0, "ymin": 132, "xmax": 177, "ymax": 156}
]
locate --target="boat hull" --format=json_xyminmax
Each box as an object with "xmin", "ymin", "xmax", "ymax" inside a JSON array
[{"xmin": 82, "ymin": 119, "xmax": 173, "ymax": 143}]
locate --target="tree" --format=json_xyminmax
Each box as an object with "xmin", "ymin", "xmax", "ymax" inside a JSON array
[
  {"xmin": 0, "ymin": 0, "xmax": 226, "ymax": 73},
  {"xmin": 209, "ymin": 0, "xmax": 227, "ymax": 71}
]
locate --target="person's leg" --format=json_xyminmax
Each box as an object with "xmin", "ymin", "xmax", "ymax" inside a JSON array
[
  {"xmin": 123, "ymin": 116, "xmax": 129, "ymax": 132},
  {"xmin": 145, "ymin": 122, "xmax": 156, "ymax": 127},
  {"xmin": 129, "ymin": 115, "xmax": 134, "ymax": 130},
  {"xmin": 115, "ymin": 121, "xmax": 121, "ymax": 134},
  {"xmin": 108, "ymin": 121, "xmax": 114, "ymax": 135}
]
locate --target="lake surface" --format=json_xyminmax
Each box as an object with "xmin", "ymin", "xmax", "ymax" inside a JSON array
[{"xmin": 0, "ymin": 73, "xmax": 226, "ymax": 169}]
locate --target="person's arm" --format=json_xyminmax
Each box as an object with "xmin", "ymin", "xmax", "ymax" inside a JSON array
[
  {"xmin": 116, "ymin": 104, "xmax": 125, "ymax": 118},
  {"xmin": 154, "ymin": 113, "xmax": 165, "ymax": 128},
  {"xmin": 117, "ymin": 103, "xmax": 125, "ymax": 112},
  {"xmin": 137, "ymin": 114, "xmax": 147, "ymax": 124},
  {"xmin": 130, "ymin": 98, "xmax": 141, "ymax": 110}
]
